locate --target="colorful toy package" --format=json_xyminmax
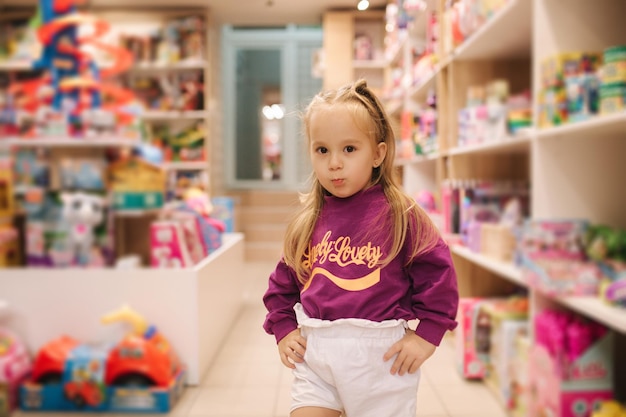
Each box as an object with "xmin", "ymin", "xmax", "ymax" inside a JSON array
[
  {"xmin": 0, "ymin": 328, "xmax": 32, "ymax": 416},
  {"xmin": 529, "ymin": 309, "xmax": 614, "ymax": 417},
  {"xmin": 455, "ymin": 297, "xmax": 488, "ymax": 379},
  {"xmin": 519, "ymin": 219, "xmax": 604, "ymax": 296}
]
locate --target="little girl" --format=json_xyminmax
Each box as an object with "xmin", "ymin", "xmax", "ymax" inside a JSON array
[{"xmin": 263, "ymin": 79, "xmax": 459, "ymax": 417}]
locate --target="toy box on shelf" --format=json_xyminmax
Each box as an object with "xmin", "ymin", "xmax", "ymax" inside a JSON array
[
  {"xmin": 455, "ymin": 296, "xmax": 528, "ymax": 387},
  {"xmin": 20, "ymin": 305, "xmax": 186, "ymax": 413},
  {"xmin": 106, "ymin": 155, "xmax": 166, "ymax": 211},
  {"xmin": 456, "ymin": 297, "xmax": 490, "ymax": 379},
  {"xmin": 480, "ymin": 298, "xmax": 529, "ymax": 413},
  {"xmin": 529, "ymin": 308, "xmax": 614, "ymax": 417},
  {"xmin": 519, "ymin": 219, "xmax": 604, "ymax": 296},
  {"xmin": 150, "ymin": 188, "xmax": 226, "ymax": 268}
]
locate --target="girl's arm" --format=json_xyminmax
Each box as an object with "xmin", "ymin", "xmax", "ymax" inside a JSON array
[
  {"xmin": 408, "ymin": 238, "xmax": 459, "ymax": 346},
  {"xmin": 263, "ymin": 259, "xmax": 302, "ymax": 343}
]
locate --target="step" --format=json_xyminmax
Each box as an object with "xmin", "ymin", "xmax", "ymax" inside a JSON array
[
  {"xmin": 245, "ymin": 242, "xmax": 282, "ymax": 263},
  {"xmin": 243, "ymin": 224, "xmax": 287, "ymax": 243},
  {"xmin": 239, "ymin": 206, "xmax": 296, "ymax": 225},
  {"xmin": 228, "ymin": 190, "xmax": 300, "ymax": 207}
]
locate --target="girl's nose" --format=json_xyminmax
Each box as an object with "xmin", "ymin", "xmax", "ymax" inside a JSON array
[{"xmin": 329, "ymin": 153, "xmax": 342, "ymax": 170}]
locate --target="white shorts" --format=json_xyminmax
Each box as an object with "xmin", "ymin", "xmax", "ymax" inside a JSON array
[{"xmin": 291, "ymin": 303, "xmax": 420, "ymax": 417}]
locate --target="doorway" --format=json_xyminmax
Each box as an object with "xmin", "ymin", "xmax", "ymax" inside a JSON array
[{"xmin": 222, "ymin": 25, "xmax": 322, "ymax": 190}]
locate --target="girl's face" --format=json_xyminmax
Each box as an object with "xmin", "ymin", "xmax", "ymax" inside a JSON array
[{"xmin": 308, "ymin": 104, "xmax": 387, "ymax": 198}]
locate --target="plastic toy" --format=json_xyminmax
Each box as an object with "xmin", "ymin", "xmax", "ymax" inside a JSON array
[
  {"xmin": 0, "ymin": 301, "xmax": 32, "ymax": 415},
  {"xmin": 60, "ymin": 191, "xmax": 105, "ymax": 266},
  {"xmin": 0, "ymin": 225, "xmax": 20, "ymax": 267},
  {"xmin": 0, "ymin": 158, "xmax": 14, "ymax": 219},
  {"xmin": 8, "ymin": 0, "xmax": 141, "ymax": 139},
  {"xmin": 592, "ymin": 400, "xmax": 626, "ymax": 417},
  {"xmin": 22, "ymin": 305, "xmax": 184, "ymax": 412}
]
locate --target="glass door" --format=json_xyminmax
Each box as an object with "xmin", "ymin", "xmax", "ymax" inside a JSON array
[{"xmin": 222, "ymin": 25, "xmax": 322, "ymax": 190}]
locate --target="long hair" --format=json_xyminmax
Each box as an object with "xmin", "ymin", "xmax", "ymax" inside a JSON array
[{"xmin": 283, "ymin": 79, "xmax": 440, "ymax": 284}]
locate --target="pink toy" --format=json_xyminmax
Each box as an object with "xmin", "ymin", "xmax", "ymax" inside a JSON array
[
  {"xmin": 530, "ymin": 309, "xmax": 614, "ymax": 417},
  {"xmin": 416, "ymin": 190, "xmax": 436, "ymax": 212},
  {"xmin": 183, "ymin": 188, "xmax": 226, "ymax": 233},
  {"xmin": 150, "ymin": 221, "xmax": 193, "ymax": 268},
  {"xmin": 0, "ymin": 302, "xmax": 32, "ymax": 414}
]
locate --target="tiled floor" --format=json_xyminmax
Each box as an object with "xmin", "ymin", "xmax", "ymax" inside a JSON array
[{"xmin": 14, "ymin": 261, "xmax": 509, "ymax": 417}]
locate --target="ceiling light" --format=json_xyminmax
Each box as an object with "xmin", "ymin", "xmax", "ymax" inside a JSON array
[{"xmin": 357, "ymin": 0, "xmax": 370, "ymax": 11}]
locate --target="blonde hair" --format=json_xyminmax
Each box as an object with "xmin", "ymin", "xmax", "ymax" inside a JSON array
[{"xmin": 283, "ymin": 79, "xmax": 440, "ymax": 283}]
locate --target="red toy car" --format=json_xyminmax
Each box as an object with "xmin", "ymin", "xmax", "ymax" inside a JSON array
[{"xmin": 27, "ymin": 306, "xmax": 182, "ymax": 409}]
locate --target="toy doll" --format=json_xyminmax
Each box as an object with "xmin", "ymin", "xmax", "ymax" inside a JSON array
[{"xmin": 60, "ymin": 191, "xmax": 105, "ymax": 266}]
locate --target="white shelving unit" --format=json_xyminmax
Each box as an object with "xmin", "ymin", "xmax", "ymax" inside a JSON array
[
  {"xmin": 0, "ymin": 233, "xmax": 245, "ymax": 386},
  {"xmin": 383, "ymin": 0, "xmax": 626, "ymax": 403}
]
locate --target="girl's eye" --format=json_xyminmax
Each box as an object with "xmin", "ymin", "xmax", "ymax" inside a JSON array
[
  {"xmin": 316, "ymin": 147, "xmax": 328, "ymax": 154},
  {"xmin": 345, "ymin": 146, "xmax": 356, "ymax": 153}
]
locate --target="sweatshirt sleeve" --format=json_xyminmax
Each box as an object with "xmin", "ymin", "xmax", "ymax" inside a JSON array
[
  {"xmin": 408, "ymin": 238, "xmax": 459, "ymax": 346},
  {"xmin": 262, "ymin": 259, "xmax": 302, "ymax": 343}
]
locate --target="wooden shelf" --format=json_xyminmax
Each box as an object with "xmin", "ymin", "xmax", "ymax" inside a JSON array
[
  {"xmin": 395, "ymin": 153, "xmax": 439, "ymax": 167},
  {"xmin": 353, "ymin": 59, "xmax": 387, "ymax": 69},
  {"xmin": 450, "ymin": 244, "xmax": 525, "ymax": 287},
  {"xmin": 536, "ymin": 112, "xmax": 626, "ymax": 140},
  {"xmin": 453, "ymin": 0, "xmax": 532, "ymax": 60},
  {"xmin": 127, "ymin": 60, "xmax": 208, "ymax": 72},
  {"xmin": 0, "ymin": 60, "xmax": 33, "ymax": 71},
  {"xmin": 162, "ymin": 161, "xmax": 208, "ymax": 170},
  {"xmin": 408, "ymin": 68, "xmax": 437, "ymax": 102},
  {"xmin": 447, "ymin": 133, "xmax": 532, "ymax": 156},
  {"xmin": 0, "ymin": 60, "xmax": 208, "ymax": 72},
  {"xmin": 554, "ymin": 295, "xmax": 626, "ymax": 334},
  {"xmin": 2, "ymin": 137, "xmax": 141, "ymax": 148},
  {"xmin": 142, "ymin": 110, "xmax": 208, "ymax": 120},
  {"xmin": 451, "ymin": 244, "xmax": 626, "ymax": 334}
]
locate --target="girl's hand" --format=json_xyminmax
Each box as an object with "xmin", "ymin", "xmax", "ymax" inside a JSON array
[
  {"xmin": 277, "ymin": 328, "xmax": 307, "ymax": 369},
  {"xmin": 383, "ymin": 330, "xmax": 436, "ymax": 375}
]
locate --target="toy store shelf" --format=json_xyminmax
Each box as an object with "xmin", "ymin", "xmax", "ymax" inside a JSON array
[
  {"xmin": 408, "ymin": 68, "xmax": 437, "ymax": 102},
  {"xmin": 141, "ymin": 110, "xmax": 208, "ymax": 121},
  {"xmin": 0, "ymin": 60, "xmax": 33, "ymax": 71},
  {"xmin": 0, "ymin": 233, "xmax": 245, "ymax": 386},
  {"xmin": 113, "ymin": 209, "xmax": 161, "ymax": 217},
  {"xmin": 535, "ymin": 112, "xmax": 626, "ymax": 140},
  {"xmin": 553, "ymin": 295, "xmax": 626, "ymax": 334},
  {"xmin": 2, "ymin": 137, "xmax": 141, "ymax": 148},
  {"xmin": 385, "ymin": 98, "xmax": 404, "ymax": 117},
  {"xmin": 450, "ymin": 244, "xmax": 526, "ymax": 287},
  {"xmin": 395, "ymin": 153, "xmax": 439, "ymax": 167},
  {"xmin": 353, "ymin": 59, "xmax": 387, "ymax": 69},
  {"xmin": 162, "ymin": 161, "xmax": 208, "ymax": 171},
  {"xmin": 447, "ymin": 132, "xmax": 532, "ymax": 156},
  {"xmin": 128, "ymin": 60, "xmax": 208, "ymax": 72},
  {"xmin": 452, "ymin": 0, "xmax": 532, "ymax": 60}
]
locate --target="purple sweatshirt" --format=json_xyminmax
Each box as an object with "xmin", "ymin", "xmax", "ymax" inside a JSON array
[{"xmin": 263, "ymin": 185, "xmax": 459, "ymax": 346}]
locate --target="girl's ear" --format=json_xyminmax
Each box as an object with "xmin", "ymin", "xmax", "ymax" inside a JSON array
[{"xmin": 373, "ymin": 141, "xmax": 387, "ymax": 168}]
